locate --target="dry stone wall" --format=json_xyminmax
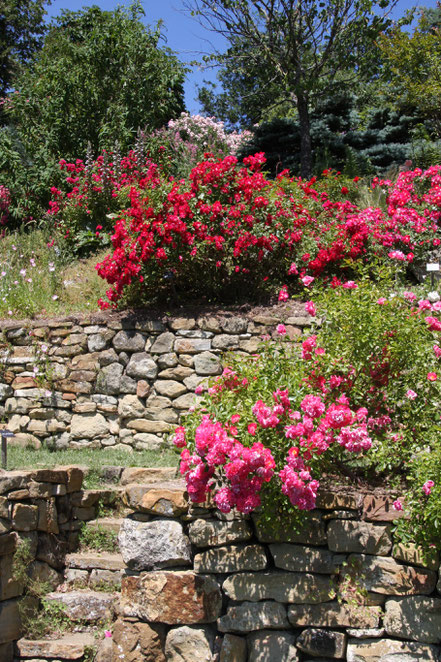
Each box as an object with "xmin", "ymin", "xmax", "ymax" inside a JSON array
[
  {"xmin": 0, "ymin": 311, "xmax": 309, "ymax": 451},
  {"xmin": 0, "ymin": 466, "xmax": 89, "ymax": 661},
  {"xmin": 116, "ymin": 481, "xmax": 441, "ymax": 662}
]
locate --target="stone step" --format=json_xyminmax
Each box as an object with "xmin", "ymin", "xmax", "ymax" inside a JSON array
[
  {"xmin": 44, "ymin": 590, "xmax": 117, "ymax": 623},
  {"xmin": 85, "ymin": 516, "xmax": 124, "ymax": 533},
  {"xmin": 71, "ymin": 487, "xmax": 124, "ymax": 508},
  {"xmin": 120, "ymin": 466, "xmax": 178, "ymax": 485},
  {"xmin": 66, "ymin": 551, "xmax": 125, "ymax": 571},
  {"xmin": 15, "ymin": 632, "xmax": 95, "ymax": 659}
]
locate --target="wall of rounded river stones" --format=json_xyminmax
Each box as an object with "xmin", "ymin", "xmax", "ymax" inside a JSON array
[{"xmin": 0, "ymin": 309, "xmax": 310, "ymax": 451}]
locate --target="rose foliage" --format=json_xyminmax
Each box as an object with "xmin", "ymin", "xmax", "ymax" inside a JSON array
[
  {"xmin": 174, "ymin": 280, "xmax": 441, "ymax": 550},
  {"xmin": 93, "ymin": 154, "xmax": 441, "ymax": 308}
]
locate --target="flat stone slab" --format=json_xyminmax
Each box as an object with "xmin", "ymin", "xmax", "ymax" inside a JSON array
[
  {"xmin": 288, "ymin": 603, "xmax": 381, "ymax": 629},
  {"xmin": 327, "ymin": 521, "xmax": 392, "ymax": 555},
  {"xmin": 218, "ymin": 601, "xmax": 289, "ymax": 633},
  {"xmin": 223, "ymin": 571, "xmax": 335, "ymax": 603},
  {"xmin": 384, "ymin": 596, "xmax": 441, "ymax": 643},
  {"xmin": 247, "ymin": 630, "xmax": 298, "ymax": 662},
  {"xmin": 194, "ymin": 544, "xmax": 267, "ymax": 574},
  {"xmin": 189, "ymin": 519, "xmax": 253, "ymax": 547},
  {"xmin": 347, "ymin": 554, "xmax": 437, "ymax": 595},
  {"xmin": 270, "ymin": 543, "xmax": 343, "ymax": 574},
  {"xmin": 65, "ymin": 552, "xmax": 125, "ymax": 571},
  {"xmin": 44, "ymin": 590, "xmax": 116, "ymax": 622},
  {"xmin": 120, "ymin": 467, "xmax": 178, "ymax": 485},
  {"xmin": 347, "ymin": 637, "xmax": 441, "ymax": 661},
  {"xmin": 85, "ymin": 517, "xmax": 124, "ymax": 534},
  {"xmin": 15, "ymin": 633, "xmax": 95, "ymax": 659},
  {"xmin": 124, "ymin": 482, "xmax": 187, "ymax": 516}
]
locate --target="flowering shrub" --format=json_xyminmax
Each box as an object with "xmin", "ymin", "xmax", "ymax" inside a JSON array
[
  {"xmin": 96, "ymin": 154, "xmax": 441, "ymax": 309},
  {"xmin": 174, "ymin": 279, "xmax": 441, "ymax": 549},
  {"xmin": 145, "ymin": 113, "xmax": 252, "ymax": 179},
  {"xmin": 46, "ymin": 147, "xmax": 160, "ymax": 256},
  {"xmin": 0, "ymin": 186, "xmax": 10, "ymax": 227}
]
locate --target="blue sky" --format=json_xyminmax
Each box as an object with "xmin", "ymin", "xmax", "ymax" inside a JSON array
[{"xmin": 45, "ymin": 0, "xmax": 439, "ymax": 114}]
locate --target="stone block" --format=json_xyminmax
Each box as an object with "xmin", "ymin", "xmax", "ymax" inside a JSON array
[
  {"xmin": 44, "ymin": 590, "xmax": 116, "ymax": 623},
  {"xmin": 96, "ymin": 362, "xmax": 124, "ymax": 394},
  {"xmin": 223, "ymin": 571, "xmax": 335, "ymax": 603},
  {"xmin": 113, "ymin": 330, "xmax": 146, "ymax": 352},
  {"xmin": 189, "ymin": 519, "xmax": 253, "ymax": 547},
  {"xmin": 118, "ymin": 517, "xmax": 191, "ymax": 571},
  {"xmin": 0, "ymin": 598, "xmax": 21, "ymax": 644},
  {"xmin": 346, "ymin": 638, "xmax": 440, "ymax": 661},
  {"xmin": 270, "ymin": 543, "xmax": 343, "ymax": 574},
  {"xmin": 70, "ymin": 413, "xmax": 109, "ymax": 439},
  {"xmin": 123, "ymin": 483, "xmax": 187, "ymax": 516},
  {"xmin": 297, "ymin": 628, "xmax": 346, "ymax": 659},
  {"xmin": 15, "ymin": 633, "xmax": 96, "ymax": 659},
  {"xmin": 194, "ymin": 544, "xmax": 267, "ymax": 574},
  {"xmin": 362, "ymin": 494, "xmax": 404, "ymax": 521},
  {"xmin": 384, "ymin": 596, "xmax": 441, "ymax": 643},
  {"xmin": 126, "ymin": 353, "xmax": 158, "ymax": 380},
  {"xmin": 219, "ymin": 635, "xmax": 247, "ymax": 662},
  {"xmin": 392, "ymin": 542, "xmax": 439, "ymax": 571},
  {"xmin": 327, "ymin": 521, "xmax": 392, "ymax": 555},
  {"xmin": 211, "ymin": 334, "xmax": 239, "ymax": 350},
  {"xmin": 150, "ymin": 332, "xmax": 176, "ymax": 354},
  {"xmin": 288, "ymin": 604, "xmax": 381, "ymax": 629},
  {"xmin": 12, "ymin": 503, "xmax": 38, "ymax": 531},
  {"xmin": 346, "ymin": 554, "xmax": 437, "ymax": 595},
  {"xmin": 112, "ymin": 618, "xmax": 166, "ymax": 662},
  {"xmin": 174, "ymin": 338, "xmax": 211, "ymax": 353},
  {"xmin": 218, "ymin": 601, "xmax": 289, "ymax": 633},
  {"xmin": 247, "ymin": 630, "xmax": 298, "ymax": 662},
  {"xmin": 165, "ymin": 626, "xmax": 214, "ymax": 662},
  {"xmin": 121, "ymin": 571, "xmax": 222, "ymax": 624},
  {"xmin": 155, "ymin": 379, "xmax": 187, "ymax": 398},
  {"xmin": 194, "ymin": 352, "xmax": 222, "ymax": 375}
]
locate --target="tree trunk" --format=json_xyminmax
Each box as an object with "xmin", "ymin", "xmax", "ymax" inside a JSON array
[{"xmin": 297, "ymin": 93, "xmax": 312, "ymax": 179}]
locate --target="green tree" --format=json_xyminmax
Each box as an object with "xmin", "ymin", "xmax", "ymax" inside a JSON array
[
  {"xmin": 190, "ymin": 0, "xmax": 406, "ymax": 177},
  {"xmin": 0, "ymin": 0, "xmax": 48, "ymax": 99},
  {"xmin": 379, "ymin": 6, "xmax": 441, "ymax": 136},
  {"xmin": 6, "ymin": 3, "xmax": 186, "ymax": 158}
]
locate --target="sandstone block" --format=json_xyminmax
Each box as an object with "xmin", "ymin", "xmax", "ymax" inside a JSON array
[
  {"xmin": 150, "ymin": 332, "xmax": 176, "ymax": 354},
  {"xmin": 120, "ymin": 467, "xmax": 177, "ymax": 484},
  {"xmin": 121, "ymin": 571, "xmax": 222, "ymax": 623},
  {"xmin": 346, "ymin": 554, "xmax": 437, "ymax": 595},
  {"xmin": 12, "ymin": 503, "xmax": 38, "ymax": 531},
  {"xmin": 44, "ymin": 590, "xmax": 115, "ymax": 622},
  {"xmin": 363, "ymin": 494, "xmax": 404, "ymax": 521},
  {"xmin": 220, "ymin": 634, "xmax": 247, "ymax": 662},
  {"xmin": 223, "ymin": 571, "xmax": 335, "ymax": 603},
  {"xmin": 112, "ymin": 618, "xmax": 166, "ymax": 662},
  {"xmin": 15, "ymin": 633, "xmax": 95, "ymax": 659},
  {"xmin": 189, "ymin": 518, "xmax": 253, "ymax": 547},
  {"xmin": 174, "ymin": 338, "xmax": 211, "ymax": 354},
  {"xmin": 193, "ymin": 351, "xmax": 222, "ymax": 375},
  {"xmin": 126, "ymin": 353, "xmax": 158, "ymax": 380},
  {"xmin": 247, "ymin": 630, "xmax": 298, "ymax": 662},
  {"xmin": 158, "ymin": 365, "xmax": 194, "ymax": 381},
  {"xmin": 118, "ymin": 394, "xmax": 145, "ymax": 418},
  {"xmin": 194, "ymin": 544, "xmax": 267, "ymax": 573},
  {"xmin": 221, "ymin": 317, "xmax": 248, "ymax": 334},
  {"xmin": 0, "ymin": 599, "xmax": 21, "ymax": 644},
  {"xmin": 172, "ymin": 392, "xmax": 202, "ymax": 410},
  {"xmin": 71, "ymin": 413, "xmax": 109, "ymax": 439},
  {"xmin": 288, "ymin": 604, "xmax": 381, "ymax": 628},
  {"xmin": 297, "ymin": 628, "xmax": 346, "ymax": 659},
  {"xmin": 155, "ymin": 379, "xmax": 187, "ymax": 398},
  {"xmin": 346, "ymin": 638, "xmax": 440, "ymax": 661},
  {"xmin": 218, "ymin": 601, "xmax": 288, "ymax": 633},
  {"xmin": 126, "ymin": 418, "xmax": 173, "ymax": 433},
  {"xmin": 113, "ymin": 330, "xmax": 146, "ymax": 352},
  {"xmin": 157, "ymin": 352, "xmax": 179, "ymax": 369},
  {"xmin": 165, "ymin": 626, "xmax": 214, "ymax": 662},
  {"xmin": 88, "ymin": 333, "xmax": 108, "ymax": 352},
  {"xmin": 211, "ymin": 334, "xmax": 239, "ymax": 350},
  {"xmin": 96, "ymin": 362, "xmax": 124, "ymax": 394},
  {"xmin": 118, "ymin": 517, "xmax": 191, "ymax": 571},
  {"xmin": 270, "ymin": 543, "xmax": 343, "ymax": 574},
  {"xmin": 327, "ymin": 521, "xmax": 392, "ymax": 555},
  {"xmin": 124, "ymin": 483, "xmax": 187, "ymax": 516},
  {"xmin": 393, "ymin": 543, "xmax": 440, "ymax": 571},
  {"xmin": 384, "ymin": 596, "xmax": 441, "ymax": 643},
  {"xmin": 169, "ymin": 318, "xmax": 196, "ymax": 330},
  {"xmin": 37, "ymin": 499, "xmax": 59, "ymax": 534}
]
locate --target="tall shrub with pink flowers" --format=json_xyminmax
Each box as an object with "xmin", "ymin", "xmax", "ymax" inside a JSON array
[{"xmin": 174, "ymin": 278, "xmax": 441, "ymax": 550}]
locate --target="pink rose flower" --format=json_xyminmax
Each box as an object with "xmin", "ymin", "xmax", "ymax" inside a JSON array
[
  {"xmin": 377, "ymin": 298, "xmax": 387, "ymax": 305},
  {"xmin": 276, "ymin": 324, "xmax": 287, "ymax": 335},
  {"xmin": 305, "ymin": 301, "xmax": 316, "ymax": 316},
  {"xmin": 427, "ymin": 372, "xmax": 438, "ymax": 381},
  {"xmin": 392, "ymin": 499, "xmax": 403, "ymax": 511},
  {"xmin": 406, "ymin": 389, "xmax": 417, "ymax": 400},
  {"xmin": 423, "ymin": 480, "xmax": 435, "ymax": 495}
]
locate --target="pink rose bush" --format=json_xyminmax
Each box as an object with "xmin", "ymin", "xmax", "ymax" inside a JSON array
[{"xmin": 173, "ymin": 279, "xmax": 441, "ymax": 550}]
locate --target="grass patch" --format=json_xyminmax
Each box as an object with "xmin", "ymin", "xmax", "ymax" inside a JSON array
[
  {"xmin": 7, "ymin": 445, "xmax": 179, "ymax": 479},
  {"xmin": 0, "ymin": 226, "xmax": 108, "ymax": 319},
  {"xmin": 79, "ymin": 524, "xmax": 119, "ymax": 553}
]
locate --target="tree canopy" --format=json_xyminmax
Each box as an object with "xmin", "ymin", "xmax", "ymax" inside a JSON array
[
  {"xmin": 190, "ymin": 0, "xmax": 404, "ymax": 177},
  {"xmin": 0, "ymin": 0, "xmax": 48, "ymax": 99},
  {"xmin": 6, "ymin": 3, "xmax": 187, "ymax": 158}
]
